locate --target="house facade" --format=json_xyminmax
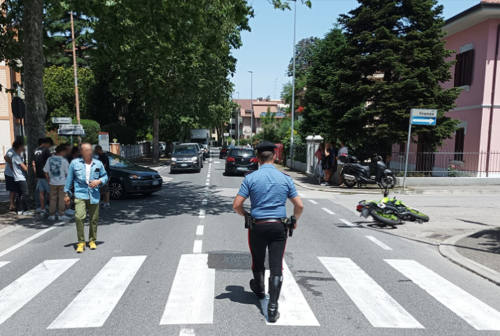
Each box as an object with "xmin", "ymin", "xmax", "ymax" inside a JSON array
[
  {"xmin": 395, "ymin": 0, "xmax": 500, "ymax": 176},
  {"xmin": 233, "ymin": 98, "xmax": 288, "ymax": 139}
]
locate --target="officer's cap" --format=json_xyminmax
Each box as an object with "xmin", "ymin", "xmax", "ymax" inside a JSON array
[{"xmin": 256, "ymin": 141, "xmax": 276, "ymax": 152}]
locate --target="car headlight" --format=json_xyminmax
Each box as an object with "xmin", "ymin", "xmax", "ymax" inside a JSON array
[
  {"xmin": 191, "ymin": 156, "xmax": 198, "ymax": 162},
  {"xmin": 171, "ymin": 157, "xmax": 177, "ymax": 162}
]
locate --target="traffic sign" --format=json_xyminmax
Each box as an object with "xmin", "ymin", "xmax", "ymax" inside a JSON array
[
  {"xmin": 52, "ymin": 117, "xmax": 72, "ymax": 124},
  {"xmin": 58, "ymin": 124, "xmax": 85, "ymax": 136},
  {"xmin": 410, "ymin": 109, "xmax": 437, "ymax": 126}
]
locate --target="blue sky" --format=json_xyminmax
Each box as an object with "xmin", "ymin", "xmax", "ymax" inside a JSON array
[{"xmin": 231, "ymin": 0, "xmax": 480, "ymax": 100}]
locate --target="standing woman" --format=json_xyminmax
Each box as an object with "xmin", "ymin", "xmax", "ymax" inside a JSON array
[
  {"xmin": 322, "ymin": 144, "xmax": 333, "ymax": 186},
  {"xmin": 314, "ymin": 143, "xmax": 325, "ymax": 185}
]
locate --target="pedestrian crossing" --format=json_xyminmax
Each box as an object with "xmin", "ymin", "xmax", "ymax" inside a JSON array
[{"xmin": 0, "ymin": 255, "xmax": 500, "ymax": 331}]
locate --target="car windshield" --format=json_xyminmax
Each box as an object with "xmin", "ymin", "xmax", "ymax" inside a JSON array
[
  {"xmin": 229, "ymin": 149, "xmax": 254, "ymax": 157},
  {"xmin": 174, "ymin": 145, "xmax": 198, "ymax": 155},
  {"xmin": 108, "ymin": 153, "xmax": 135, "ymax": 168}
]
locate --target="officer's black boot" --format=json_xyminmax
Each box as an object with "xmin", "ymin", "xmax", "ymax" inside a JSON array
[
  {"xmin": 249, "ymin": 271, "xmax": 266, "ymax": 299},
  {"xmin": 267, "ymin": 275, "xmax": 283, "ymax": 323}
]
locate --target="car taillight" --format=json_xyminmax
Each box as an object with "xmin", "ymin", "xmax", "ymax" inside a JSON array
[
  {"xmin": 250, "ymin": 157, "xmax": 258, "ymax": 163},
  {"xmin": 227, "ymin": 157, "xmax": 235, "ymax": 162}
]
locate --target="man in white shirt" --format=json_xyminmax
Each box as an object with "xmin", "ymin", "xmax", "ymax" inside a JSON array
[
  {"xmin": 44, "ymin": 144, "xmax": 70, "ymax": 221},
  {"xmin": 3, "ymin": 138, "xmax": 23, "ymax": 211},
  {"xmin": 11, "ymin": 141, "xmax": 31, "ymax": 215}
]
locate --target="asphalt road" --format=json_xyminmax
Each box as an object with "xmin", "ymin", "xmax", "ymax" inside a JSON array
[{"xmin": 0, "ymin": 149, "xmax": 500, "ymax": 336}]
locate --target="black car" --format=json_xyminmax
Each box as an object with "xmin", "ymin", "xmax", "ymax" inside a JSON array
[
  {"xmin": 224, "ymin": 148, "xmax": 258, "ymax": 175},
  {"xmin": 170, "ymin": 143, "xmax": 203, "ymax": 173},
  {"xmin": 107, "ymin": 153, "xmax": 163, "ymax": 199}
]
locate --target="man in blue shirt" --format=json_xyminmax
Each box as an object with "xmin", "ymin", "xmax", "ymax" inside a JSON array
[
  {"xmin": 64, "ymin": 143, "xmax": 108, "ymax": 253},
  {"xmin": 233, "ymin": 141, "xmax": 304, "ymax": 323}
]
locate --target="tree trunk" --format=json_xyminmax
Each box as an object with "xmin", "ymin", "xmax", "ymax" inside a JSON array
[
  {"xmin": 23, "ymin": 0, "xmax": 47, "ymax": 198},
  {"xmin": 152, "ymin": 109, "xmax": 159, "ymax": 162}
]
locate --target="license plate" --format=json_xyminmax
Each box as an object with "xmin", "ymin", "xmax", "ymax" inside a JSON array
[
  {"xmin": 181, "ymin": 164, "xmax": 188, "ymax": 167},
  {"xmin": 237, "ymin": 167, "xmax": 248, "ymax": 171},
  {"xmin": 361, "ymin": 208, "xmax": 369, "ymax": 218},
  {"xmin": 152, "ymin": 180, "xmax": 160, "ymax": 186}
]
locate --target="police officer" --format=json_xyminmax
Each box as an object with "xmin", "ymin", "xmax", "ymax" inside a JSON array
[{"xmin": 232, "ymin": 141, "xmax": 304, "ymax": 323}]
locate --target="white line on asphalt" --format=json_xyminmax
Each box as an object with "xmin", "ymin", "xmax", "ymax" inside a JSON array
[
  {"xmin": 321, "ymin": 207, "xmax": 335, "ymax": 215},
  {"xmin": 0, "ymin": 225, "xmax": 18, "ymax": 238},
  {"xmin": 214, "ymin": 161, "xmax": 221, "ymax": 164},
  {"xmin": 0, "ymin": 261, "xmax": 10, "ymax": 269},
  {"xmin": 0, "ymin": 259, "xmax": 78, "ymax": 325},
  {"xmin": 179, "ymin": 328, "xmax": 195, "ymax": 336},
  {"xmin": 205, "ymin": 182, "xmax": 210, "ymax": 186},
  {"xmin": 386, "ymin": 259, "xmax": 500, "ymax": 330},
  {"xmin": 193, "ymin": 240, "xmax": 203, "ymax": 253},
  {"xmin": 198, "ymin": 209, "xmax": 206, "ymax": 218},
  {"xmin": 0, "ymin": 227, "xmax": 55, "ymax": 258},
  {"xmin": 308, "ymin": 200, "xmax": 318, "ymax": 205},
  {"xmin": 265, "ymin": 261, "xmax": 320, "ymax": 326},
  {"xmin": 365, "ymin": 236, "xmax": 392, "ymax": 251},
  {"xmin": 196, "ymin": 225, "xmax": 204, "ymax": 236},
  {"xmin": 202, "ymin": 199, "xmax": 208, "ymax": 206},
  {"xmin": 161, "ymin": 254, "xmax": 215, "ymax": 325},
  {"xmin": 340, "ymin": 218, "xmax": 356, "ymax": 227},
  {"xmin": 319, "ymin": 257, "xmax": 423, "ymax": 329},
  {"xmin": 48, "ymin": 256, "xmax": 146, "ymax": 329}
]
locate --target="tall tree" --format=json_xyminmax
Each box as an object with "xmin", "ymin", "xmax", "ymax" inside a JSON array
[{"xmin": 331, "ymin": 0, "xmax": 460, "ymax": 156}]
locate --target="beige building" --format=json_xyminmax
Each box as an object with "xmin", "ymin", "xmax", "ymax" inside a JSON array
[
  {"xmin": 233, "ymin": 98, "xmax": 288, "ymax": 138},
  {"xmin": 0, "ymin": 60, "xmax": 20, "ymax": 168}
]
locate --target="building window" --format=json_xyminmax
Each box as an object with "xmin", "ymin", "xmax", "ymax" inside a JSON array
[
  {"xmin": 454, "ymin": 49, "xmax": 474, "ymax": 87},
  {"xmin": 454, "ymin": 128, "xmax": 465, "ymax": 161}
]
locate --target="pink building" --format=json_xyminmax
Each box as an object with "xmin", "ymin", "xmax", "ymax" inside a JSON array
[
  {"xmin": 233, "ymin": 98, "xmax": 288, "ymax": 138},
  {"xmin": 397, "ymin": 0, "xmax": 500, "ymax": 176}
]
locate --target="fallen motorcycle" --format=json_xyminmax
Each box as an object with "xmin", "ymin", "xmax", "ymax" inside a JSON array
[{"xmin": 356, "ymin": 188, "xmax": 429, "ymax": 226}]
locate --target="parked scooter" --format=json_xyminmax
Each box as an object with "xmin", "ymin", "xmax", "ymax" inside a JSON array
[{"xmin": 341, "ymin": 154, "xmax": 396, "ymax": 189}]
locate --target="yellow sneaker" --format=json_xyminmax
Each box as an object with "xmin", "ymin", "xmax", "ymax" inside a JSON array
[
  {"xmin": 76, "ymin": 242, "xmax": 85, "ymax": 253},
  {"xmin": 88, "ymin": 241, "xmax": 97, "ymax": 250}
]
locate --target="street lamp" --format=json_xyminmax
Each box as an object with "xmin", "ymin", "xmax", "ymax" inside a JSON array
[
  {"xmin": 249, "ymin": 70, "xmax": 254, "ymax": 139},
  {"xmin": 289, "ymin": 0, "xmax": 297, "ymax": 165}
]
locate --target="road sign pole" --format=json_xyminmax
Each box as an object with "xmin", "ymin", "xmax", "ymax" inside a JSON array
[{"xmin": 403, "ymin": 114, "xmax": 412, "ymax": 191}]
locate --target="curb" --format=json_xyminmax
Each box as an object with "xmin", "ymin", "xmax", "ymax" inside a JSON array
[{"xmin": 439, "ymin": 230, "xmax": 500, "ymax": 286}]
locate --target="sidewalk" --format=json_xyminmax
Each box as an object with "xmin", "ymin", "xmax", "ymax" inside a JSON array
[{"xmin": 279, "ymin": 165, "xmax": 500, "ymax": 285}]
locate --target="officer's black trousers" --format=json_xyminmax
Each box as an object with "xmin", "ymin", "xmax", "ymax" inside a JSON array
[{"xmin": 248, "ymin": 222, "xmax": 287, "ymax": 276}]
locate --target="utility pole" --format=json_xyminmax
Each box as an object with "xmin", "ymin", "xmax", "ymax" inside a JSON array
[
  {"xmin": 70, "ymin": 12, "xmax": 80, "ymax": 125},
  {"xmin": 289, "ymin": 0, "xmax": 297, "ymax": 167},
  {"xmin": 249, "ymin": 71, "xmax": 254, "ymax": 139},
  {"xmin": 236, "ymin": 91, "xmax": 240, "ymax": 145}
]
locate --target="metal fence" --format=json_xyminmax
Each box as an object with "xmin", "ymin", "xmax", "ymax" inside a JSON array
[
  {"xmin": 120, "ymin": 144, "xmax": 144, "ymax": 160},
  {"xmin": 389, "ymin": 151, "xmax": 500, "ymax": 177}
]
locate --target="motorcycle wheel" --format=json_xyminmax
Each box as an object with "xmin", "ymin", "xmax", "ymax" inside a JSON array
[
  {"xmin": 370, "ymin": 210, "xmax": 401, "ymax": 226},
  {"xmin": 343, "ymin": 174, "xmax": 357, "ymax": 188},
  {"xmin": 380, "ymin": 175, "xmax": 396, "ymax": 189},
  {"xmin": 406, "ymin": 208, "xmax": 430, "ymax": 222}
]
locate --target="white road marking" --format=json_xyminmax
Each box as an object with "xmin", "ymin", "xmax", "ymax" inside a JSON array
[
  {"xmin": 365, "ymin": 236, "xmax": 392, "ymax": 251},
  {"xmin": 48, "ymin": 256, "xmax": 146, "ymax": 329},
  {"xmin": 321, "ymin": 207, "xmax": 335, "ymax": 215},
  {"xmin": 308, "ymin": 200, "xmax": 318, "ymax": 205},
  {"xmin": 319, "ymin": 257, "xmax": 423, "ymax": 329},
  {"xmin": 179, "ymin": 328, "xmax": 195, "ymax": 336},
  {"xmin": 265, "ymin": 261, "xmax": 320, "ymax": 326},
  {"xmin": 340, "ymin": 218, "xmax": 355, "ymax": 227},
  {"xmin": 202, "ymin": 199, "xmax": 208, "ymax": 206},
  {"xmin": 161, "ymin": 254, "xmax": 215, "ymax": 325},
  {"xmin": 198, "ymin": 209, "xmax": 206, "ymax": 218},
  {"xmin": 196, "ymin": 225, "xmax": 204, "ymax": 236},
  {"xmin": 0, "ymin": 227, "xmax": 55, "ymax": 258},
  {"xmin": 0, "ymin": 259, "xmax": 78, "ymax": 325},
  {"xmin": 214, "ymin": 161, "xmax": 221, "ymax": 164},
  {"xmin": 205, "ymin": 182, "xmax": 210, "ymax": 186},
  {"xmin": 193, "ymin": 240, "xmax": 203, "ymax": 253},
  {"xmin": 386, "ymin": 259, "xmax": 500, "ymax": 330},
  {"xmin": 0, "ymin": 261, "xmax": 10, "ymax": 269}
]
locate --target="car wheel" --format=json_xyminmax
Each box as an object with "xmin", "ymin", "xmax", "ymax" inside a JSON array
[{"xmin": 109, "ymin": 181, "xmax": 125, "ymax": 200}]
